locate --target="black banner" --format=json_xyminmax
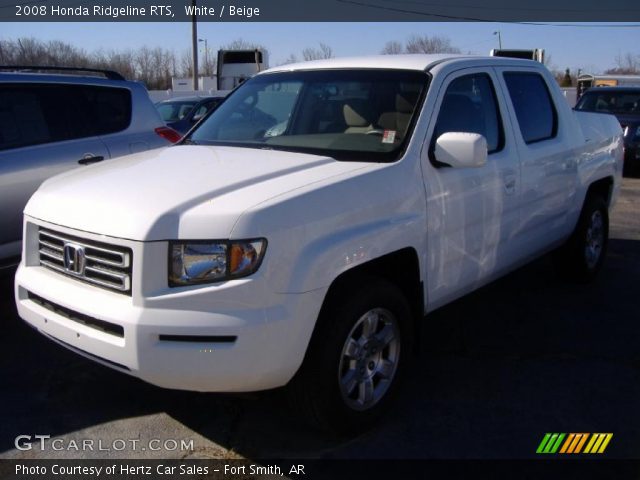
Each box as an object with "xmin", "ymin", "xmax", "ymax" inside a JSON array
[
  {"xmin": 1, "ymin": 459, "xmax": 640, "ymax": 480},
  {"xmin": 0, "ymin": 0, "xmax": 639, "ymax": 22}
]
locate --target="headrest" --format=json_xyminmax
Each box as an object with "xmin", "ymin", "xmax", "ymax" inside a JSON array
[{"xmin": 343, "ymin": 100, "xmax": 373, "ymax": 127}]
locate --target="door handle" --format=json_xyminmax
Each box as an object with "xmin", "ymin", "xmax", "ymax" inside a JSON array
[
  {"xmin": 78, "ymin": 155, "xmax": 105, "ymax": 165},
  {"xmin": 503, "ymin": 175, "xmax": 517, "ymax": 195}
]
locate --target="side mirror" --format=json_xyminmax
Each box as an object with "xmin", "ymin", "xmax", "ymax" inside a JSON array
[
  {"xmin": 192, "ymin": 114, "xmax": 204, "ymax": 123},
  {"xmin": 434, "ymin": 132, "xmax": 487, "ymax": 168}
]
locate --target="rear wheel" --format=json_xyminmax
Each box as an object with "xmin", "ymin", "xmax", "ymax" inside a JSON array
[
  {"xmin": 553, "ymin": 194, "xmax": 609, "ymax": 282},
  {"xmin": 288, "ymin": 278, "xmax": 413, "ymax": 434}
]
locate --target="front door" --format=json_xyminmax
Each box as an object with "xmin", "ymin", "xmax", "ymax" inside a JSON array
[{"xmin": 421, "ymin": 68, "xmax": 521, "ymax": 310}]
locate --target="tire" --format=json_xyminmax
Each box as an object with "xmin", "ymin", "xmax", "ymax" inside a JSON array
[
  {"xmin": 288, "ymin": 277, "xmax": 414, "ymax": 434},
  {"xmin": 553, "ymin": 194, "xmax": 609, "ymax": 283}
]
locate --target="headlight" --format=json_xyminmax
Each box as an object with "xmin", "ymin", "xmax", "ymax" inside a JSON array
[{"xmin": 169, "ymin": 239, "xmax": 266, "ymax": 286}]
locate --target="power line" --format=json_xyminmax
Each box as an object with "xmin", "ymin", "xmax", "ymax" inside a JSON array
[
  {"xmin": 336, "ymin": 0, "xmax": 640, "ymax": 25},
  {"xmin": 375, "ymin": 0, "xmax": 640, "ymax": 13}
]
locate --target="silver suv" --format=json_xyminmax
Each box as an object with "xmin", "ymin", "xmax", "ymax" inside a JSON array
[{"xmin": 0, "ymin": 67, "xmax": 179, "ymax": 269}]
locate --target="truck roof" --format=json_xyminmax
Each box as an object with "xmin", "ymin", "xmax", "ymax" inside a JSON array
[{"xmin": 264, "ymin": 54, "xmax": 539, "ymax": 73}]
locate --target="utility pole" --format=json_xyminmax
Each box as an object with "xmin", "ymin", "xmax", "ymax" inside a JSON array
[
  {"xmin": 493, "ymin": 31, "xmax": 502, "ymax": 49},
  {"xmin": 198, "ymin": 38, "xmax": 208, "ymax": 76},
  {"xmin": 191, "ymin": 0, "xmax": 198, "ymax": 90}
]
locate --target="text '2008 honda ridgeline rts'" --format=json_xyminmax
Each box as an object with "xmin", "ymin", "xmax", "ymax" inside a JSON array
[{"xmin": 15, "ymin": 55, "xmax": 623, "ymax": 432}]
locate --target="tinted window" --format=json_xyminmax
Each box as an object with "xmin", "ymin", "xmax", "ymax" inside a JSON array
[
  {"xmin": 504, "ymin": 72, "xmax": 557, "ymax": 143},
  {"xmin": 80, "ymin": 86, "xmax": 131, "ymax": 135},
  {"xmin": 575, "ymin": 90, "xmax": 640, "ymax": 115},
  {"xmin": 0, "ymin": 84, "xmax": 131, "ymax": 151},
  {"xmin": 433, "ymin": 73, "xmax": 503, "ymax": 153},
  {"xmin": 0, "ymin": 88, "xmax": 51, "ymax": 150},
  {"xmin": 157, "ymin": 101, "xmax": 198, "ymax": 122},
  {"xmin": 193, "ymin": 104, "xmax": 209, "ymax": 117},
  {"xmin": 221, "ymin": 51, "xmax": 263, "ymax": 64}
]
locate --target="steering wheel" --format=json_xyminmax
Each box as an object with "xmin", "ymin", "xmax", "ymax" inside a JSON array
[{"xmin": 365, "ymin": 129, "xmax": 385, "ymax": 136}]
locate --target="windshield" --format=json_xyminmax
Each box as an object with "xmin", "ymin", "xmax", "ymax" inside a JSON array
[
  {"xmin": 575, "ymin": 90, "xmax": 640, "ymax": 115},
  {"xmin": 157, "ymin": 101, "xmax": 198, "ymax": 122},
  {"xmin": 188, "ymin": 69, "xmax": 429, "ymax": 162}
]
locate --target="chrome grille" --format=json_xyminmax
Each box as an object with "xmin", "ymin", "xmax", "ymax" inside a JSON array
[{"xmin": 38, "ymin": 228, "xmax": 132, "ymax": 295}]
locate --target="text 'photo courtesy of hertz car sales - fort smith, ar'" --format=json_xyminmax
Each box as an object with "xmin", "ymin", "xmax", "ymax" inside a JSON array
[{"xmin": 15, "ymin": 54, "xmax": 623, "ymax": 433}]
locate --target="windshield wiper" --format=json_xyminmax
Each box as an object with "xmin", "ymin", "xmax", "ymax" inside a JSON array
[{"xmin": 181, "ymin": 138, "xmax": 199, "ymax": 145}]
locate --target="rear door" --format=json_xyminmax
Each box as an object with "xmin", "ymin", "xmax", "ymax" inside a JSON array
[
  {"xmin": 495, "ymin": 68, "xmax": 578, "ymax": 257},
  {"xmin": 421, "ymin": 67, "xmax": 521, "ymax": 308},
  {"xmin": 0, "ymin": 83, "xmax": 109, "ymax": 259}
]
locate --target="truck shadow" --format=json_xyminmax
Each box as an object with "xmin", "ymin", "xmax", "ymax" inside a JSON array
[{"xmin": 1, "ymin": 238, "xmax": 639, "ymax": 458}]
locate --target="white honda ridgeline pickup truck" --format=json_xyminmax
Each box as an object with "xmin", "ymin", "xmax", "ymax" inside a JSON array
[{"xmin": 16, "ymin": 55, "xmax": 622, "ymax": 432}]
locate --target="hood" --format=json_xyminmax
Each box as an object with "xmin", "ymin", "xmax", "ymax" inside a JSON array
[{"xmin": 26, "ymin": 145, "xmax": 369, "ymax": 241}]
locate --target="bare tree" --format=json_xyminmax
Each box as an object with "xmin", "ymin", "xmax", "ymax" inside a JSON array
[
  {"xmin": 404, "ymin": 34, "xmax": 460, "ymax": 54},
  {"xmin": 0, "ymin": 37, "xmax": 181, "ymax": 89},
  {"xmin": 302, "ymin": 43, "xmax": 333, "ymax": 61},
  {"xmin": 279, "ymin": 53, "xmax": 299, "ymax": 66},
  {"xmin": 179, "ymin": 49, "xmax": 193, "ymax": 78},
  {"xmin": 93, "ymin": 49, "xmax": 136, "ymax": 80},
  {"xmin": 46, "ymin": 40, "xmax": 87, "ymax": 67},
  {"xmin": 380, "ymin": 40, "xmax": 403, "ymax": 55},
  {"xmin": 0, "ymin": 40, "xmax": 17, "ymax": 64},
  {"xmin": 606, "ymin": 52, "xmax": 640, "ymax": 75},
  {"xmin": 221, "ymin": 38, "xmax": 268, "ymax": 55},
  {"xmin": 16, "ymin": 37, "xmax": 47, "ymax": 64}
]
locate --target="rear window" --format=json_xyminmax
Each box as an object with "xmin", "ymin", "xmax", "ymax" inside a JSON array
[
  {"xmin": 575, "ymin": 90, "xmax": 640, "ymax": 115},
  {"xmin": 0, "ymin": 83, "xmax": 131, "ymax": 151},
  {"xmin": 80, "ymin": 85, "xmax": 132, "ymax": 135},
  {"xmin": 504, "ymin": 72, "xmax": 557, "ymax": 144},
  {"xmin": 157, "ymin": 101, "xmax": 198, "ymax": 122}
]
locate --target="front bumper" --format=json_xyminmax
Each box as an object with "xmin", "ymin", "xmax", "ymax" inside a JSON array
[{"xmin": 15, "ymin": 221, "xmax": 326, "ymax": 392}]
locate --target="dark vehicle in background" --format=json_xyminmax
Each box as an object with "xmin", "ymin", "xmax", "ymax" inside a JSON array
[
  {"xmin": 0, "ymin": 66, "xmax": 179, "ymax": 269},
  {"xmin": 575, "ymin": 87, "xmax": 640, "ymax": 176},
  {"xmin": 155, "ymin": 94, "xmax": 226, "ymax": 135},
  {"xmin": 576, "ymin": 73, "xmax": 640, "ymax": 99}
]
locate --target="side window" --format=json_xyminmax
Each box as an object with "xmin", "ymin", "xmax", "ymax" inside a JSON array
[
  {"xmin": 80, "ymin": 86, "xmax": 132, "ymax": 135},
  {"xmin": 433, "ymin": 73, "xmax": 504, "ymax": 153},
  {"xmin": 0, "ymin": 83, "xmax": 131, "ymax": 152},
  {"xmin": 0, "ymin": 86, "xmax": 52, "ymax": 151},
  {"xmin": 193, "ymin": 104, "xmax": 209, "ymax": 118},
  {"xmin": 503, "ymin": 72, "xmax": 557, "ymax": 144}
]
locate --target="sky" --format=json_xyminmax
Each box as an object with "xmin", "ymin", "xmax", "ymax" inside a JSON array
[{"xmin": 1, "ymin": 21, "xmax": 639, "ymax": 74}]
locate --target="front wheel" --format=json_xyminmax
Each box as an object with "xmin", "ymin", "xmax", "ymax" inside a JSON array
[
  {"xmin": 288, "ymin": 278, "xmax": 414, "ymax": 434},
  {"xmin": 553, "ymin": 195, "xmax": 609, "ymax": 282}
]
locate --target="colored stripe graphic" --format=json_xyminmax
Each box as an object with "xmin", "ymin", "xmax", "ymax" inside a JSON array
[
  {"xmin": 536, "ymin": 433, "xmax": 552, "ymax": 454},
  {"xmin": 584, "ymin": 433, "xmax": 613, "ymax": 454},
  {"xmin": 537, "ymin": 433, "xmax": 612, "ymax": 454},
  {"xmin": 574, "ymin": 433, "xmax": 589, "ymax": 453},
  {"xmin": 536, "ymin": 433, "xmax": 565, "ymax": 454},
  {"xmin": 559, "ymin": 433, "xmax": 575, "ymax": 454}
]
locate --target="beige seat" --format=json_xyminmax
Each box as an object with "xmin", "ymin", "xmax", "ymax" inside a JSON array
[
  {"xmin": 377, "ymin": 91, "xmax": 420, "ymax": 137},
  {"xmin": 343, "ymin": 100, "xmax": 375, "ymax": 133}
]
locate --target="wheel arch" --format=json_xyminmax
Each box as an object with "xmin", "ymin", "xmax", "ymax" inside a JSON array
[
  {"xmin": 585, "ymin": 176, "xmax": 614, "ymax": 207},
  {"xmin": 309, "ymin": 247, "xmax": 424, "ymax": 355}
]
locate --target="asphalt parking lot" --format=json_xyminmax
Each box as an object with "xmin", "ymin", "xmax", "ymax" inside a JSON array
[{"xmin": 1, "ymin": 178, "xmax": 639, "ymax": 461}]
